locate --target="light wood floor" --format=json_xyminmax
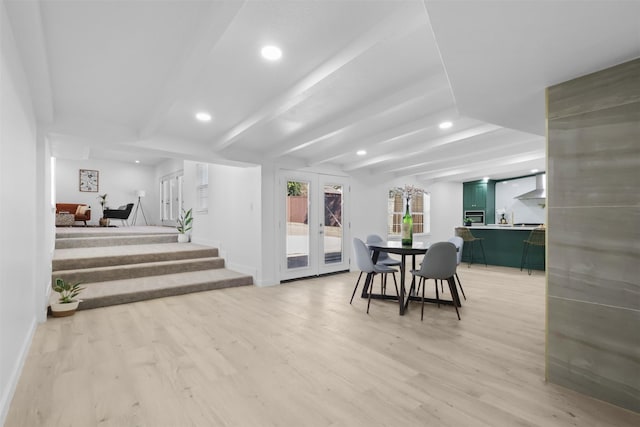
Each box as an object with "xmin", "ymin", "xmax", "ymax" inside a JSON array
[{"xmin": 6, "ymin": 266, "xmax": 639, "ymax": 426}]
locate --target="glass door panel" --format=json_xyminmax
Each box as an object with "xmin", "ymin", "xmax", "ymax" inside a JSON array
[
  {"xmin": 323, "ymin": 184, "xmax": 343, "ymax": 265},
  {"xmin": 286, "ymin": 180, "xmax": 310, "ymax": 270}
]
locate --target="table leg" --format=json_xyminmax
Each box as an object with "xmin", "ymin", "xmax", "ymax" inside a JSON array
[{"xmin": 399, "ymin": 255, "xmax": 406, "ymax": 315}]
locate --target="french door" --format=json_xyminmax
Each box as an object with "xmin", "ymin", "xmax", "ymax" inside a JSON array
[
  {"xmin": 279, "ymin": 171, "xmax": 350, "ymax": 281},
  {"xmin": 160, "ymin": 171, "xmax": 183, "ymax": 226}
]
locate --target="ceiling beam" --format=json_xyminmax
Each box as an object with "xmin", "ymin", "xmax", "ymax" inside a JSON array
[
  {"xmin": 211, "ymin": 2, "xmax": 429, "ymax": 151},
  {"xmin": 414, "ymin": 150, "xmax": 545, "ymax": 182},
  {"xmin": 343, "ymin": 123, "xmax": 500, "ymax": 171},
  {"xmin": 309, "ymin": 104, "xmax": 458, "ymax": 166},
  {"xmin": 271, "ymin": 77, "xmax": 451, "ymax": 159}
]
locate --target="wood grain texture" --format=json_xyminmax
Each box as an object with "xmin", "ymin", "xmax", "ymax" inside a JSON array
[{"xmin": 6, "ymin": 267, "xmax": 640, "ymax": 426}]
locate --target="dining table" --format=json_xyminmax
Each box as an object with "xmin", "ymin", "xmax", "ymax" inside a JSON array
[{"xmin": 364, "ymin": 240, "xmax": 461, "ymax": 315}]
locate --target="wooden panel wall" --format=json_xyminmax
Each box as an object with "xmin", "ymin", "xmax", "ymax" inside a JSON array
[{"xmin": 546, "ymin": 58, "xmax": 640, "ymax": 412}]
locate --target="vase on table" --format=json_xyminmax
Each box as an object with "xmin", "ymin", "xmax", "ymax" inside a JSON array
[{"xmin": 401, "ymin": 200, "xmax": 413, "ymax": 246}]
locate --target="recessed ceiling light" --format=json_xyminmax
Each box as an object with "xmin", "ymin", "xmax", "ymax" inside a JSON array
[
  {"xmin": 195, "ymin": 112, "xmax": 212, "ymax": 122},
  {"xmin": 356, "ymin": 150, "xmax": 367, "ymax": 156},
  {"xmin": 135, "ymin": 160, "xmax": 140, "ymax": 164},
  {"xmin": 531, "ymin": 168, "xmax": 539, "ymax": 173},
  {"xmin": 439, "ymin": 121, "xmax": 453, "ymax": 129},
  {"xmin": 261, "ymin": 45, "xmax": 282, "ymax": 61}
]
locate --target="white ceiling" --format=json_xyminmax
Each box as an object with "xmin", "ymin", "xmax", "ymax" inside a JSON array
[{"xmin": 5, "ymin": 0, "xmax": 640, "ymax": 183}]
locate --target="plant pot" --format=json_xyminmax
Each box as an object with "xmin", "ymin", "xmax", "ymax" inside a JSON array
[
  {"xmin": 177, "ymin": 233, "xmax": 190, "ymax": 243},
  {"xmin": 99, "ymin": 218, "xmax": 110, "ymax": 227},
  {"xmin": 51, "ymin": 300, "xmax": 80, "ymax": 317},
  {"xmin": 464, "ymin": 221, "xmax": 472, "ymax": 227}
]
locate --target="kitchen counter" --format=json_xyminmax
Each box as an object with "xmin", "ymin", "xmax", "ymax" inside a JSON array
[
  {"xmin": 461, "ymin": 225, "xmax": 545, "ymax": 270},
  {"xmin": 469, "ymin": 224, "xmax": 543, "ymax": 231}
]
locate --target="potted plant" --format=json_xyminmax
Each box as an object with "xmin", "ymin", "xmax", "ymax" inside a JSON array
[
  {"xmin": 97, "ymin": 193, "xmax": 109, "ymax": 226},
  {"xmin": 51, "ymin": 278, "xmax": 84, "ymax": 317},
  {"xmin": 464, "ymin": 217, "xmax": 473, "ymax": 227},
  {"xmin": 176, "ymin": 208, "xmax": 193, "ymax": 243}
]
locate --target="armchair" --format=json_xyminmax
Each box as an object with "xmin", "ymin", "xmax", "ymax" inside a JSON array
[{"xmin": 103, "ymin": 203, "xmax": 134, "ymax": 226}]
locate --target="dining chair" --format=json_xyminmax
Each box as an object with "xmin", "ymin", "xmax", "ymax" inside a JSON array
[
  {"xmin": 411, "ymin": 241, "xmax": 460, "ymax": 320},
  {"xmin": 350, "ymin": 238, "xmax": 398, "ymax": 313},
  {"xmin": 520, "ymin": 227, "xmax": 546, "ymax": 275},
  {"xmin": 366, "ymin": 234, "xmax": 401, "ymax": 294},
  {"xmin": 447, "ymin": 236, "xmax": 466, "ymax": 300},
  {"xmin": 455, "ymin": 227, "xmax": 487, "ymax": 267}
]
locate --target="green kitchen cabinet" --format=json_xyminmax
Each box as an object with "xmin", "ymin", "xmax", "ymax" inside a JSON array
[{"xmin": 463, "ymin": 180, "xmax": 495, "ymax": 224}]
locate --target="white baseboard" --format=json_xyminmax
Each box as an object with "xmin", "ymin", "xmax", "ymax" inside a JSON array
[{"xmin": 0, "ymin": 316, "xmax": 37, "ymax": 426}]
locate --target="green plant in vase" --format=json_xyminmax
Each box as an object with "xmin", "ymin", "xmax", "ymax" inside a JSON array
[
  {"xmin": 51, "ymin": 278, "xmax": 84, "ymax": 317},
  {"xmin": 177, "ymin": 208, "xmax": 193, "ymax": 243}
]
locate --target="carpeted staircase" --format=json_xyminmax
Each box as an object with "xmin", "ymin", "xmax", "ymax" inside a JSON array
[{"xmin": 51, "ymin": 230, "xmax": 253, "ymax": 310}]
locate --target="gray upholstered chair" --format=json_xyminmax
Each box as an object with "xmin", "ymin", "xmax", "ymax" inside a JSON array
[
  {"xmin": 350, "ymin": 238, "xmax": 398, "ymax": 313},
  {"xmin": 366, "ymin": 234, "xmax": 401, "ymax": 294},
  {"xmin": 412, "ymin": 241, "xmax": 460, "ymax": 320},
  {"xmin": 447, "ymin": 236, "xmax": 466, "ymax": 300}
]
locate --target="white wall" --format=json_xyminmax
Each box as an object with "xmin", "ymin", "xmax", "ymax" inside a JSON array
[
  {"xmin": 495, "ymin": 175, "xmax": 546, "ymax": 224},
  {"xmin": 0, "ymin": 3, "xmax": 46, "ymax": 423},
  {"xmin": 429, "ymin": 181, "xmax": 464, "ymax": 242},
  {"xmin": 56, "ymin": 158, "xmax": 159, "ymax": 225},
  {"xmin": 184, "ymin": 161, "xmax": 262, "ymax": 280}
]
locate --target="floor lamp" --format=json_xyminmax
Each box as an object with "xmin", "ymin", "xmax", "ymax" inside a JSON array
[{"xmin": 132, "ymin": 190, "xmax": 148, "ymax": 226}]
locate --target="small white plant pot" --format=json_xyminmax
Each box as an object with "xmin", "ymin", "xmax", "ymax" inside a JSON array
[
  {"xmin": 51, "ymin": 300, "xmax": 80, "ymax": 317},
  {"xmin": 177, "ymin": 233, "xmax": 190, "ymax": 243}
]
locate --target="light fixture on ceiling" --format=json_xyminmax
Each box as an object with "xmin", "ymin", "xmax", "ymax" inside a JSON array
[
  {"xmin": 261, "ymin": 45, "xmax": 282, "ymax": 61},
  {"xmin": 439, "ymin": 121, "xmax": 453, "ymax": 129},
  {"xmin": 356, "ymin": 150, "xmax": 367, "ymax": 156},
  {"xmin": 483, "ymin": 176, "xmax": 490, "ymax": 182},
  {"xmin": 531, "ymin": 168, "xmax": 539, "ymax": 173},
  {"xmin": 135, "ymin": 160, "xmax": 140, "ymax": 164},
  {"xmin": 195, "ymin": 112, "xmax": 212, "ymax": 122}
]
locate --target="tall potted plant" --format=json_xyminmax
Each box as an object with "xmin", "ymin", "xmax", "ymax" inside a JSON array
[
  {"xmin": 51, "ymin": 278, "xmax": 84, "ymax": 317},
  {"xmin": 97, "ymin": 193, "xmax": 109, "ymax": 226},
  {"xmin": 177, "ymin": 208, "xmax": 193, "ymax": 243}
]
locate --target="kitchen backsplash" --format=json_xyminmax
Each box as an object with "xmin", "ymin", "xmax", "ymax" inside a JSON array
[{"xmin": 495, "ymin": 175, "xmax": 546, "ymax": 224}]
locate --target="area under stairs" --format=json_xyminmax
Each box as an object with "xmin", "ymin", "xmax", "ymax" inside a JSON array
[{"xmin": 50, "ymin": 230, "xmax": 253, "ymax": 311}]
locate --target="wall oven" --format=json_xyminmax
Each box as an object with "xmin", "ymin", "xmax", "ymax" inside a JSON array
[{"xmin": 464, "ymin": 210, "xmax": 485, "ymax": 225}]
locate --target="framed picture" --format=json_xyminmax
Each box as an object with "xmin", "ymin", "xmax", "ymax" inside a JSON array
[{"xmin": 79, "ymin": 169, "xmax": 99, "ymax": 192}]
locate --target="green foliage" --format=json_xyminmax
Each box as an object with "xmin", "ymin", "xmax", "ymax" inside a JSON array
[
  {"xmin": 177, "ymin": 208, "xmax": 193, "ymax": 234},
  {"xmin": 52, "ymin": 278, "xmax": 84, "ymax": 304},
  {"xmin": 287, "ymin": 181, "xmax": 303, "ymax": 196},
  {"xmin": 97, "ymin": 194, "xmax": 108, "ymax": 211}
]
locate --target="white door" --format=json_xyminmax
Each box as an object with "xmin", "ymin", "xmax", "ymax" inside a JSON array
[
  {"xmin": 279, "ymin": 171, "xmax": 350, "ymax": 281},
  {"xmin": 160, "ymin": 171, "xmax": 183, "ymax": 226}
]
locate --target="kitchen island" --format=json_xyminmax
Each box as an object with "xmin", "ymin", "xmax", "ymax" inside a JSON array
[{"xmin": 463, "ymin": 225, "xmax": 545, "ymax": 270}]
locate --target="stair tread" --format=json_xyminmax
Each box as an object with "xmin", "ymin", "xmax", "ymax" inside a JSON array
[
  {"xmin": 53, "ymin": 256, "xmax": 223, "ymax": 275},
  {"xmin": 54, "ymin": 242, "xmax": 215, "ymax": 261},
  {"xmin": 52, "ymin": 268, "xmax": 252, "ymax": 301}
]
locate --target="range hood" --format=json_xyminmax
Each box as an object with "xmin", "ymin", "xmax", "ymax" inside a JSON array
[{"xmin": 515, "ymin": 174, "xmax": 546, "ymax": 200}]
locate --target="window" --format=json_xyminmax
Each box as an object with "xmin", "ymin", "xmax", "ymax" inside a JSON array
[
  {"xmin": 196, "ymin": 163, "xmax": 208, "ymax": 213},
  {"xmin": 388, "ymin": 190, "xmax": 430, "ymax": 236}
]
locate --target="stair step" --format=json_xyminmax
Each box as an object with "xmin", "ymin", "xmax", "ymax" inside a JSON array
[
  {"xmin": 53, "ymin": 257, "xmax": 225, "ymax": 284},
  {"xmin": 56, "ymin": 231, "xmax": 177, "ymax": 239},
  {"xmin": 57, "ymin": 269, "xmax": 253, "ymax": 310},
  {"xmin": 55, "ymin": 234, "xmax": 178, "ymax": 249},
  {"xmin": 53, "ymin": 243, "xmax": 219, "ymax": 270}
]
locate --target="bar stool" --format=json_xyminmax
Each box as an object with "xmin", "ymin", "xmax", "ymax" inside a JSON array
[
  {"xmin": 520, "ymin": 227, "xmax": 546, "ymax": 275},
  {"xmin": 454, "ymin": 227, "xmax": 487, "ymax": 267}
]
